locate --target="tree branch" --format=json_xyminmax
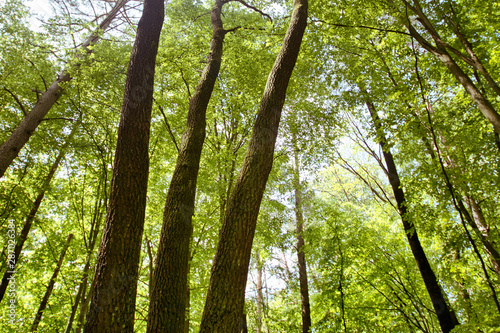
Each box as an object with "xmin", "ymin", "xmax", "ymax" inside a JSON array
[
  {"xmin": 3, "ymin": 87, "xmax": 27, "ymax": 116},
  {"xmin": 155, "ymin": 100, "xmax": 180, "ymax": 153},
  {"xmin": 311, "ymin": 18, "xmax": 410, "ymax": 36}
]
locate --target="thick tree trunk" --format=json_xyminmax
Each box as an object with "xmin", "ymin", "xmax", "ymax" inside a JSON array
[
  {"xmin": 0, "ymin": 0, "xmax": 127, "ymax": 178},
  {"xmin": 0, "ymin": 122, "xmax": 78, "ymax": 303},
  {"xmin": 84, "ymin": 0, "xmax": 164, "ymax": 331},
  {"xmin": 146, "ymin": 1, "xmax": 227, "ymax": 332},
  {"xmin": 31, "ymin": 234, "xmax": 73, "ymax": 332},
  {"xmin": 199, "ymin": 1, "xmax": 308, "ymax": 331},
  {"xmin": 292, "ymin": 139, "xmax": 311, "ymax": 333},
  {"xmin": 366, "ymin": 99, "xmax": 458, "ymax": 333}
]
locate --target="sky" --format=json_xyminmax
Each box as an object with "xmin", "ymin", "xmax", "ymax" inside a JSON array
[{"xmin": 26, "ymin": 0, "xmax": 53, "ymax": 31}]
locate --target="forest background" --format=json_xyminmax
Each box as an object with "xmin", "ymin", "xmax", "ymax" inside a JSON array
[{"xmin": 0, "ymin": 0, "xmax": 499, "ymax": 332}]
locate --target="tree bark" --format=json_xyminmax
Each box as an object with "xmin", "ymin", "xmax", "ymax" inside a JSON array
[
  {"xmin": 84, "ymin": 0, "xmax": 164, "ymax": 331},
  {"xmin": 146, "ymin": 1, "xmax": 227, "ymax": 332},
  {"xmin": 0, "ymin": 122, "xmax": 78, "ymax": 303},
  {"xmin": 0, "ymin": 0, "xmax": 127, "ymax": 178},
  {"xmin": 31, "ymin": 234, "xmax": 74, "ymax": 332},
  {"xmin": 199, "ymin": 1, "xmax": 308, "ymax": 331},
  {"xmin": 366, "ymin": 99, "xmax": 459, "ymax": 333},
  {"xmin": 292, "ymin": 135, "xmax": 311, "ymax": 333}
]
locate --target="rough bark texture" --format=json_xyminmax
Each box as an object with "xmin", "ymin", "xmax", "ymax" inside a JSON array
[
  {"xmin": 84, "ymin": 0, "xmax": 163, "ymax": 331},
  {"xmin": 199, "ymin": 1, "xmax": 308, "ymax": 331},
  {"xmin": 366, "ymin": 100, "xmax": 458, "ymax": 333},
  {"xmin": 31, "ymin": 234, "xmax": 73, "ymax": 332},
  {"xmin": 0, "ymin": 0, "xmax": 127, "ymax": 178},
  {"xmin": 292, "ymin": 143, "xmax": 311, "ymax": 333},
  {"xmin": 146, "ymin": 1, "xmax": 226, "ymax": 332},
  {"xmin": 0, "ymin": 123, "xmax": 78, "ymax": 303}
]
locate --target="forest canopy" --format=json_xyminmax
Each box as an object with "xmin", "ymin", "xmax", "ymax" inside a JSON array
[{"xmin": 0, "ymin": 0, "xmax": 499, "ymax": 332}]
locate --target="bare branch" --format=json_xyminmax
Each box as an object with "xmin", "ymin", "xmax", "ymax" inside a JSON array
[
  {"xmin": 154, "ymin": 100, "xmax": 180, "ymax": 153},
  {"xmin": 3, "ymin": 87, "xmax": 27, "ymax": 116},
  {"xmin": 232, "ymin": 0, "xmax": 272, "ymax": 22},
  {"xmin": 311, "ymin": 18, "xmax": 410, "ymax": 36}
]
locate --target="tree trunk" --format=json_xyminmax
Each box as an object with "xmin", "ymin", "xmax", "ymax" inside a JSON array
[
  {"xmin": 75, "ymin": 275, "xmax": 95, "ymax": 333},
  {"xmin": 0, "ymin": 122, "xmax": 78, "ymax": 303},
  {"xmin": 199, "ymin": 1, "xmax": 308, "ymax": 331},
  {"xmin": 399, "ymin": 0, "xmax": 500, "ymax": 133},
  {"xmin": 0, "ymin": 0, "xmax": 127, "ymax": 178},
  {"xmin": 292, "ymin": 136, "xmax": 311, "ymax": 333},
  {"xmin": 146, "ymin": 1, "xmax": 227, "ymax": 332},
  {"xmin": 458, "ymin": 198, "xmax": 500, "ymax": 274},
  {"xmin": 366, "ymin": 99, "xmax": 459, "ymax": 333},
  {"xmin": 31, "ymin": 234, "xmax": 73, "ymax": 332},
  {"xmin": 64, "ymin": 190, "xmax": 104, "ymax": 333},
  {"xmin": 64, "ymin": 279, "xmax": 84, "ymax": 333},
  {"xmin": 255, "ymin": 250, "xmax": 264, "ymax": 333},
  {"xmin": 84, "ymin": 0, "xmax": 164, "ymax": 331}
]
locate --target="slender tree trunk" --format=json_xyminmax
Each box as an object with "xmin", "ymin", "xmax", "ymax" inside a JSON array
[
  {"xmin": 0, "ymin": 0, "xmax": 127, "ymax": 178},
  {"xmin": 199, "ymin": 1, "xmax": 308, "ymax": 331},
  {"xmin": 409, "ymin": 51, "xmax": 500, "ymax": 275},
  {"xmin": 365, "ymin": 99, "xmax": 459, "ymax": 333},
  {"xmin": 457, "ymin": 198, "xmax": 500, "ymax": 273},
  {"xmin": 64, "ymin": 191, "xmax": 104, "ymax": 333},
  {"xmin": 31, "ymin": 234, "xmax": 73, "ymax": 332},
  {"xmin": 447, "ymin": 19, "xmax": 500, "ymax": 98},
  {"xmin": 146, "ymin": 1, "xmax": 227, "ymax": 332},
  {"xmin": 255, "ymin": 250, "xmax": 264, "ymax": 333},
  {"xmin": 184, "ymin": 269, "xmax": 191, "ymax": 333},
  {"xmin": 398, "ymin": 0, "xmax": 500, "ymax": 133},
  {"xmin": 75, "ymin": 275, "xmax": 95, "ymax": 333},
  {"xmin": 0, "ymin": 122, "xmax": 78, "ymax": 303},
  {"xmin": 292, "ymin": 137, "xmax": 311, "ymax": 333},
  {"xmin": 64, "ymin": 279, "xmax": 84, "ymax": 333},
  {"xmin": 84, "ymin": 0, "xmax": 164, "ymax": 331}
]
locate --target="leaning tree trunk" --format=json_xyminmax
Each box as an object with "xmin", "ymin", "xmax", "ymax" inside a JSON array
[
  {"xmin": 31, "ymin": 234, "xmax": 73, "ymax": 332},
  {"xmin": 0, "ymin": 0, "xmax": 128, "ymax": 178},
  {"xmin": 84, "ymin": 0, "xmax": 164, "ymax": 331},
  {"xmin": 365, "ymin": 99, "xmax": 459, "ymax": 333},
  {"xmin": 147, "ymin": 1, "xmax": 228, "ymax": 331},
  {"xmin": 0, "ymin": 122, "xmax": 79, "ymax": 303},
  {"xmin": 292, "ymin": 135, "xmax": 312, "ymax": 333},
  {"xmin": 199, "ymin": 1, "xmax": 308, "ymax": 331},
  {"xmin": 396, "ymin": 0, "xmax": 500, "ymax": 133}
]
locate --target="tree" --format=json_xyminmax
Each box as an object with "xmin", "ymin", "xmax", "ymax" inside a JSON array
[
  {"xmin": 199, "ymin": 0, "xmax": 308, "ymax": 330},
  {"xmin": 31, "ymin": 234, "xmax": 73, "ymax": 332},
  {"xmin": 84, "ymin": 0, "xmax": 164, "ymax": 331},
  {"xmin": 365, "ymin": 97, "xmax": 459, "ymax": 332},
  {"xmin": 147, "ymin": 0, "xmax": 230, "ymax": 331},
  {"xmin": 0, "ymin": 0, "xmax": 128, "ymax": 178}
]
